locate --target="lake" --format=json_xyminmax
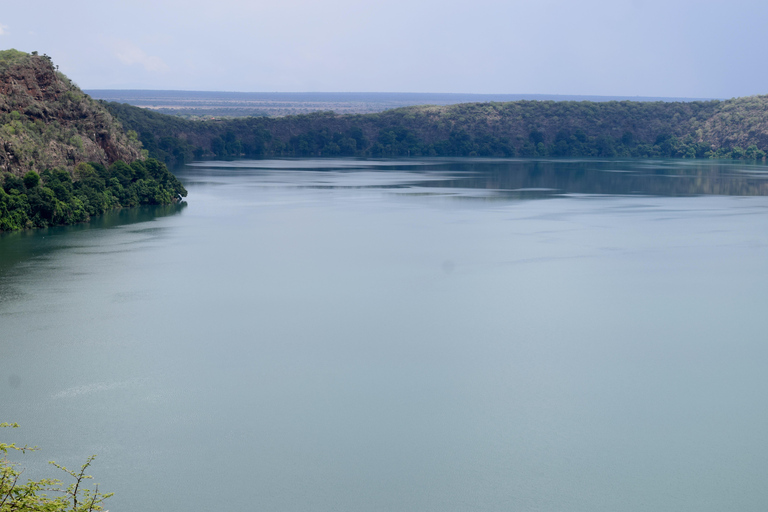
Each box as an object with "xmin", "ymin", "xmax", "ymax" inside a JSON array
[{"xmin": 2, "ymin": 158, "xmax": 768, "ymax": 512}]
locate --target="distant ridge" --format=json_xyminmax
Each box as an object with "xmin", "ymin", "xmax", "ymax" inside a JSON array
[
  {"xmin": 103, "ymin": 91, "xmax": 768, "ymax": 165},
  {"xmin": 86, "ymin": 90, "xmax": 717, "ymax": 119},
  {"xmin": 86, "ymin": 90, "xmax": 715, "ymax": 103}
]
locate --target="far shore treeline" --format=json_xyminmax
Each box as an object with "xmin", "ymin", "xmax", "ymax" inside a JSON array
[{"xmin": 103, "ymin": 95, "xmax": 768, "ymax": 166}]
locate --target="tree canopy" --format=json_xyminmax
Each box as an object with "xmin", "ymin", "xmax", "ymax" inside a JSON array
[
  {"xmin": 103, "ymin": 96, "xmax": 768, "ymax": 163},
  {"xmin": 1, "ymin": 158, "xmax": 187, "ymax": 232}
]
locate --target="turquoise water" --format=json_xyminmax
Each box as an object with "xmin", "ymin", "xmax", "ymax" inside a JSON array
[{"xmin": 2, "ymin": 158, "xmax": 768, "ymax": 511}]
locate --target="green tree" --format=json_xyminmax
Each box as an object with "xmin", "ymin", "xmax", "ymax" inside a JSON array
[
  {"xmin": 1, "ymin": 422, "xmax": 112, "ymax": 512},
  {"xmin": 23, "ymin": 171, "xmax": 40, "ymax": 190}
]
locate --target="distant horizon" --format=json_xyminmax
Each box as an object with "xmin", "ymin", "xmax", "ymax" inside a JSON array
[
  {"xmin": 86, "ymin": 89, "xmax": 726, "ymax": 119},
  {"xmin": 86, "ymin": 89, "xmax": 721, "ymax": 102}
]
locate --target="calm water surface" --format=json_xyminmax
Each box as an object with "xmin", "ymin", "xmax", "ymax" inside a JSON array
[{"xmin": 2, "ymin": 158, "xmax": 768, "ymax": 512}]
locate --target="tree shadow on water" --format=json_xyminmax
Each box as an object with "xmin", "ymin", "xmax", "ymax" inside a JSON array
[{"xmin": 0, "ymin": 202, "xmax": 187, "ymax": 291}]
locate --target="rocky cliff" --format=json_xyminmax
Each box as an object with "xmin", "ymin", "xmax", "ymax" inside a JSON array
[{"xmin": 0, "ymin": 49, "xmax": 142, "ymax": 176}]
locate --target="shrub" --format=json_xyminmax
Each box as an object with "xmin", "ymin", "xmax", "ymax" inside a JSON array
[{"xmin": 1, "ymin": 422, "xmax": 112, "ymax": 512}]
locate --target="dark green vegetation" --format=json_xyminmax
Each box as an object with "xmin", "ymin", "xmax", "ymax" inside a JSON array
[
  {"xmin": 0, "ymin": 159, "xmax": 186, "ymax": 231},
  {"xmin": 0, "ymin": 50, "xmax": 186, "ymax": 232},
  {"xmin": 104, "ymin": 95, "xmax": 768, "ymax": 165},
  {"xmin": 1, "ymin": 422, "xmax": 111, "ymax": 512}
]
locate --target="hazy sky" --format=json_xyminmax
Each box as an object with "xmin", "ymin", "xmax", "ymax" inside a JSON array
[{"xmin": 1, "ymin": 0, "xmax": 766, "ymax": 97}]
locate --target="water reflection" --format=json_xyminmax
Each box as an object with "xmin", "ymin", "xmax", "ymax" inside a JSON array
[
  {"xmin": 426, "ymin": 159, "xmax": 768, "ymax": 198},
  {"xmin": 0, "ymin": 203, "xmax": 186, "ymax": 294},
  {"xmin": 180, "ymin": 158, "xmax": 768, "ymax": 199}
]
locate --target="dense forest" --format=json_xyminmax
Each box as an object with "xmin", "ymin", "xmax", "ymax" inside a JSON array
[
  {"xmin": 0, "ymin": 158, "xmax": 186, "ymax": 231},
  {"xmin": 103, "ymin": 95, "xmax": 768, "ymax": 166}
]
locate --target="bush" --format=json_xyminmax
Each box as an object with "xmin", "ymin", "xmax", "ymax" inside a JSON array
[{"xmin": 1, "ymin": 422, "xmax": 112, "ymax": 512}]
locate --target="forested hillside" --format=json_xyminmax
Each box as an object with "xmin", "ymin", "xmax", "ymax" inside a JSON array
[
  {"xmin": 104, "ymin": 95, "xmax": 768, "ymax": 166},
  {"xmin": 0, "ymin": 50, "xmax": 186, "ymax": 232}
]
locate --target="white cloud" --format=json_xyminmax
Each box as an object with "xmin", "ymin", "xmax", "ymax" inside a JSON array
[
  {"xmin": 112, "ymin": 40, "xmax": 168, "ymax": 72},
  {"xmin": 0, "ymin": 23, "xmax": 8, "ymax": 36}
]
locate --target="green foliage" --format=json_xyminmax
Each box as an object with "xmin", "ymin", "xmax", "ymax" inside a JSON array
[
  {"xmin": 1, "ymin": 422, "xmax": 112, "ymax": 512},
  {"xmin": 1, "ymin": 158, "xmax": 187, "ymax": 232},
  {"xmin": 99, "ymin": 102, "xmax": 202, "ymax": 166},
  {"xmin": 0, "ymin": 50, "xmax": 30, "ymax": 72},
  {"xmin": 104, "ymin": 95, "xmax": 768, "ymax": 162},
  {"xmin": 23, "ymin": 171, "xmax": 40, "ymax": 189}
]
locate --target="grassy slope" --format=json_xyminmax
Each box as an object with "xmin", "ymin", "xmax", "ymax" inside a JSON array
[{"xmin": 0, "ymin": 50, "xmax": 143, "ymax": 176}]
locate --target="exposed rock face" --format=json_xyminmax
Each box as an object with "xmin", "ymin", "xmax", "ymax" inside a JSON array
[{"xmin": 0, "ymin": 50, "xmax": 142, "ymax": 176}]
